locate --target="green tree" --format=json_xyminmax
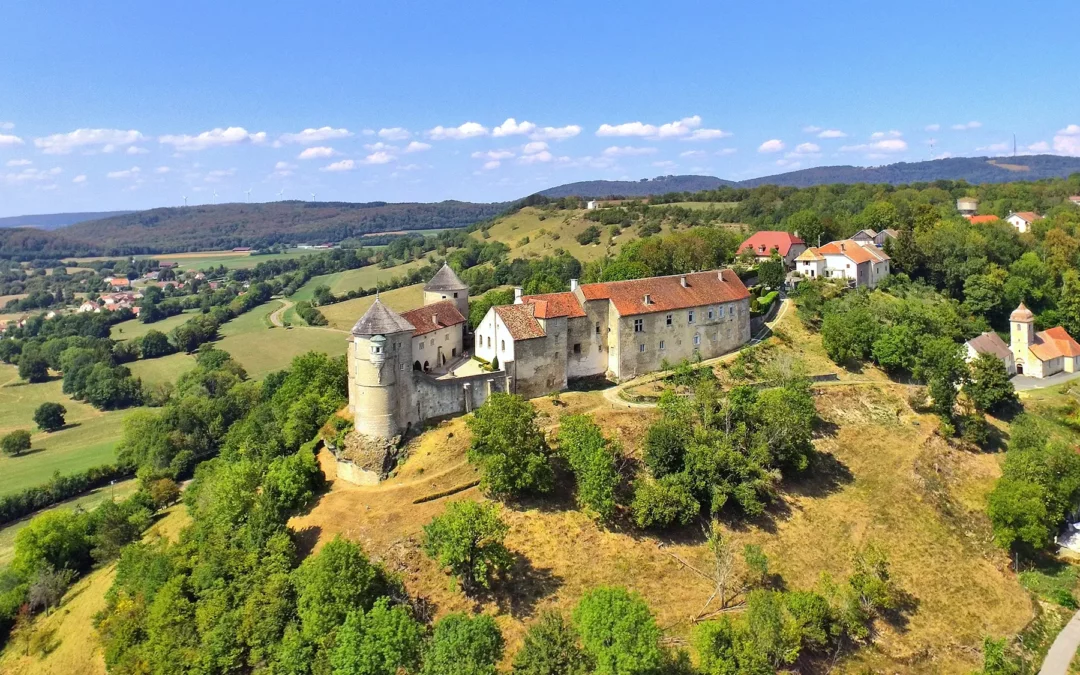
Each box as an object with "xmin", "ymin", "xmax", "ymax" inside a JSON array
[
  {"xmin": 871, "ymin": 323, "xmax": 920, "ymax": 375},
  {"xmin": 421, "ymin": 613, "xmax": 504, "ymax": 675},
  {"xmin": 293, "ymin": 536, "xmax": 386, "ymax": 642},
  {"xmin": 18, "ymin": 350, "xmax": 49, "ymax": 383},
  {"xmin": 1059, "ymin": 270, "xmax": 1080, "ymax": 337},
  {"xmin": 330, "ymin": 598, "xmax": 423, "ymax": 675},
  {"xmin": 643, "ymin": 419, "xmax": 686, "ymax": 478},
  {"xmin": 512, "ymin": 611, "xmax": 589, "ymax": 675},
  {"xmin": 820, "ymin": 302, "xmax": 879, "ymax": 365},
  {"xmin": 914, "ymin": 336, "xmax": 967, "ymax": 418},
  {"xmin": 631, "ymin": 473, "xmax": 700, "ymax": 529},
  {"xmin": 11, "ymin": 509, "xmax": 91, "ymax": 577},
  {"xmin": 1, "ymin": 429, "xmax": 32, "ymax": 457},
  {"xmin": 557, "ymin": 414, "xmax": 620, "ymax": 520},
  {"xmin": 467, "ymin": 393, "xmax": 553, "ymax": 497},
  {"xmin": 422, "ymin": 501, "xmax": 512, "ymax": 593},
  {"xmin": 757, "ymin": 254, "xmax": 785, "ymax": 290},
  {"xmin": 964, "ymin": 353, "xmax": 1018, "ymax": 413},
  {"xmin": 573, "ymin": 587, "xmax": 664, "ymax": 675},
  {"xmin": 33, "ymin": 401, "xmax": 67, "ymax": 432},
  {"xmin": 139, "ymin": 329, "xmax": 173, "ymax": 359}
]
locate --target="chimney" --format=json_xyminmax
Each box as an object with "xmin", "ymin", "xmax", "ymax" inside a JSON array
[
  {"xmin": 513, "ymin": 287, "xmax": 523, "ymax": 303},
  {"xmin": 840, "ymin": 243, "xmax": 845, "ymax": 251},
  {"xmin": 643, "ymin": 293, "xmax": 652, "ymax": 305},
  {"xmin": 680, "ymin": 275, "xmax": 688, "ymax": 288},
  {"xmin": 570, "ymin": 278, "xmax": 579, "ymax": 292}
]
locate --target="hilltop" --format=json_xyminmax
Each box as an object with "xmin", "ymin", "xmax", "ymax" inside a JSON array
[
  {"xmin": 539, "ymin": 154, "xmax": 1080, "ymax": 197},
  {"xmin": 0, "ymin": 211, "xmax": 134, "ymax": 230}
]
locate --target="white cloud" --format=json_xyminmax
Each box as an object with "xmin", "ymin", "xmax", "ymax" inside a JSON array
[
  {"xmin": 492, "ymin": 118, "xmax": 537, "ymax": 137},
  {"xmin": 758, "ymin": 139, "xmax": 785, "ymax": 153},
  {"xmin": 680, "ymin": 150, "xmax": 706, "ymax": 158},
  {"xmin": 597, "ymin": 115, "xmax": 706, "ymax": 139},
  {"xmin": 0, "ymin": 133, "xmax": 23, "ymax": 147},
  {"xmin": 793, "ymin": 142, "xmax": 821, "ymax": 154},
  {"xmin": 652, "ymin": 160, "xmax": 677, "ymax": 169},
  {"xmin": 427, "ymin": 122, "xmax": 489, "ymax": 140},
  {"xmin": 2, "ymin": 166, "xmax": 61, "ymax": 184},
  {"xmin": 298, "ymin": 146, "xmax": 337, "ymax": 160},
  {"xmin": 0, "ymin": 122, "xmax": 13, "ymax": 131},
  {"xmin": 471, "ymin": 150, "xmax": 515, "ymax": 161},
  {"xmin": 482, "ymin": 160, "xmax": 501, "ymax": 171},
  {"xmin": 1027, "ymin": 141, "xmax": 1051, "ymax": 153},
  {"xmin": 107, "ymin": 166, "xmax": 142, "ymax": 179},
  {"xmin": 1054, "ymin": 124, "xmax": 1080, "ymax": 156},
  {"xmin": 601, "ymin": 146, "xmax": 657, "ymax": 157},
  {"xmin": 155, "ymin": 166, "xmax": 171, "ymax": 174},
  {"xmin": 363, "ymin": 142, "xmax": 397, "ymax": 152},
  {"xmin": 530, "ymin": 125, "xmax": 581, "ymax": 141},
  {"xmin": 205, "ymin": 168, "xmax": 237, "ymax": 182},
  {"xmin": 322, "ymin": 159, "xmax": 356, "ymax": 172},
  {"xmin": 377, "ymin": 127, "xmax": 410, "ymax": 141},
  {"xmin": 684, "ymin": 128, "xmax": 731, "ymax": 141},
  {"xmin": 925, "ymin": 123, "xmax": 941, "ymax": 132},
  {"xmin": 840, "ymin": 139, "xmax": 909, "ymax": 153},
  {"xmin": 776, "ymin": 159, "xmax": 801, "ymax": 169},
  {"xmin": 522, "ymin": 141, "xmax": 548, "ymax": 155},
  {"xmin": 73, "ymin": 174, "xmax": 87, "ymax": 183},
  {"xmin": 519, "ymin": 150, "xmax": 553, "ymax": 164},
  {"xmin": 715, "ymin": 148, "xmax": 737, "ymax": 156},
  {"xmin": 279, "ymin": 127, "xmax": 353, "ymax": 144},
  {"xmin": 362, "ymin": 151, "xmax": 395, "ymax": 165},
  {"xmin": 803, "ymin": 125, "xmax": 822, "ymax": 133},
  {"xmin": 273, "ymin": 161, "xmax": 295, "ymax": 170},
  {"xmin": 404, "ymin": 141, "xmax": 431, "ymax": 153},
  {"xmin": 5, "ymin": 159, "xmax": 31, "ymax": 167},
  {"xmin": 817, "ymin": 129, "xmax": 847, "ymax": 139},
  {"xmin": 159, "ymin": 127, "xmax": 266, "ymax": 151},
  {"xmin": 126, "ymin": 146, "xmax": 149, "ymax": 155},
  {"xmin": 951, "ymin": 121, "xmax": 982, "ymax": 131},
  {"xmin": 870, "ymin": 130, "xmax": 902, "ymax": 139},
  {"xmin": 35, "ymin": 128, "xmax": 143, "ymax": 154}
]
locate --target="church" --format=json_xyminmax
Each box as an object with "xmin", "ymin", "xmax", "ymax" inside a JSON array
[
  {"xmin": 346, "ymin": 264, "xmax": 753, "ymax": 441},
  {"xmin": 1008, "ymin": 303, "xmax": 1080, "ymax": 378}
]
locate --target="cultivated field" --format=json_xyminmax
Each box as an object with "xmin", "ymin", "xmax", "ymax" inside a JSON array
[
  {"xmin": 214, "ymin": 300, "xmax": 347, "ymax": 378},
  {"xmin": 318, "ymin": 284, "xmax": 425, "ymax": 332},
  {"xmin": 290, "ymin": 258, "xmax": 433, "ymax": 303},
  {"xmin": 64, "ymin": 248, "xmax": 314, "ymax": 271},
  {"xmin": 110, "ymin": 310, "xmax": 197, "ymax": 341},
  {"xmin": 128, "ymin": 352, "xmax": 198, "ymax": 386}
]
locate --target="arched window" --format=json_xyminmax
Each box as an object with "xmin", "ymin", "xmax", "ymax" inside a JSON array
[{"xmin": 413, "ymin": 361, "xmax": 422, "ymax": 371}]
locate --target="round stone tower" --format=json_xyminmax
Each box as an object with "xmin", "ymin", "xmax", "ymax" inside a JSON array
[
  {"xmin": 423, "ymin": 263, "xmax": 470, "ymax": 317},
  {"xmin": 349, "ymin": 297, "xmax": 416, "ymax": 439}
]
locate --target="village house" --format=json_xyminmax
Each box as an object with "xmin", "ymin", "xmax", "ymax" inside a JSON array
[
  {"xmin": 1006, "ymin": 211, "xmax": 1041, "ymax": 234},
  {"xmin": 1009, "ymin": 303, "xmax": 1080, "ymax": 378},
  {"xmin": 874, "ymin": 229, "xmax": 898, "ymax": 247},
  {"xmin": 736, "ymin": 231, "xmax": 807, "ymax": 267},
  {"xmin": 794, "ymin": 239, "xmax": 891, "ymax": 288},
  {"xmin": 77, "ymin": 300, "xmax": 101, "ymax": 313},
  {"xmin": 1069, "ymin": 196, "xmax": 1080, "ymax": 207},
  {"xmin": 964, "ymin": 331, "xmax": 1016, "ymax": 375},
  {"xmin": 108, "ymin": 277, "xmax": 132, "ymax": 290},
  {"xmin": 850, "ymin": 229, "xmax": 898, "ymax": 249}
]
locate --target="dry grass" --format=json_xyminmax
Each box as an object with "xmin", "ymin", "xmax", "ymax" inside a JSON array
[{"xmin": 319, "ymin": 284, "xmax": 425, "ymax": 331}]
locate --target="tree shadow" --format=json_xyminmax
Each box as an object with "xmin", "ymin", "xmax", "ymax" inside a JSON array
[
  {"xmin": 507, "ymin": 464, "xmax": 580, "ymax": 515},
  {"xmin": 13, "ymin": 447, "xmax": 48, "ymax": 458},
  {"xmin": 483, "ymin": 552, "xmax": 564, "ymax": 620},
  {"xmin": 292, "ymin": 525, "xmax": 322, "ymax": 559},
  {"xmin": 57, "ymin": 422, "xmax": 83, "ymax": 432},
  {"xmin": 32, "ymin": 626, "xmax": 61, "ymax": 658},
  {"xmin": 880, "ymin": 586, "xmax": 920, "ymax": 633},
  {"xmin": 566, "ymin": 375, "xmax": 617, "ymax": 393},
  {"xmin": 782, "ymin": 450, "xmax": 854, "ymax": 499}
]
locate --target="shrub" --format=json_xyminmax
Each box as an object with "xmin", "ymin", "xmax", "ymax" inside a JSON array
[
  {"xmin": 573, "ymin": 587, "xmax": 664, "ymax": 675},
  {"xmin": 512, "ymin": 611, "xmax": 589, "ymax": 675},
  {"xmin": 557, "ymin": 414, "xmax": 620, "ymax": 520},
  {"xmin": 631, "ymin": 473, "xmax": 699, "ymax": 529},
  {"xmin": 421, "ymin": 613, "xmax": 504, "ymax": 675},
  {"xmin": 422, "ymin": 501, "xmax": 511, "ymax": 593}
]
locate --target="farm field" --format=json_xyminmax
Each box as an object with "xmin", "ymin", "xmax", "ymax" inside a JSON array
[
  {"xmin": 110, "ymin": 309, "xmax": 197, "ymax": 341},
  {"xmin": 128, "ymin": 352, "xmax": 198, "ymax": 386},
  {"xmin": 290, "ymin": 258, "xmax": 432, "ymax": 302},
  {"xmin": 65, "ymin": 248, "xmax": 314, "ymax": 271},
  {"xmin": 214, "ymin": 300, "xmax": 347, "ymax": 378},
  {"xmin": 318, "ymin": 284, "xmax": 424, "ymax": 332}
]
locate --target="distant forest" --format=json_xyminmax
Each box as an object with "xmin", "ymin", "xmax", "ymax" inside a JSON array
[{"xmin": 0, "ymin": 200, "xmax": 507, "ymax": 259}]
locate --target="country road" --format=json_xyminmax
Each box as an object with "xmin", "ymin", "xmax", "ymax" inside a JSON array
[{"xmin": 269, "ymin": 299, "xmax": 294, "ymax": 327}]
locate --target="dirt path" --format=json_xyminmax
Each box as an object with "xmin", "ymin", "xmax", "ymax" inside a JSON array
[
  {"xmin": 1040, "ymin": 610, "xmax": 1080, "ymax": 675},
  {"xmin": 269, "ymin": 299, "xmax": 293, "ymax": 327}
]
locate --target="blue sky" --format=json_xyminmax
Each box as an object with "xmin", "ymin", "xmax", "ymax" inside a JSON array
[{"xmin": 1, "ymin": 0, "xmax": 1079, "ymax": 216}]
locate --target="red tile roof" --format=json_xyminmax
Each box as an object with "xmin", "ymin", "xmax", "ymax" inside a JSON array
[
  {"xmin": 520, "ymin": 291, "xmax": 586, "ymax": 318},
  {"xmin": 737, "ymin": 231, "xmax": 805, "ymax": 257},
  {"xmin": 495, "ymin": 304, "xmax": 546, "ymax": 340},
  {"xmin": 1031, "ymin": 326, "xmax": 1080, "ymax": 360},
  {"xmin": 400, "ymin": 300, "xmax": 466, "ymax": 337},
  {"xmin": 965, "ymin": 215, "xmax": 1000, "ymax": 224},
  {"xmin": 579, "ymin": 269, "xmax": 749, "ymax": 317},
  {"xmin": 109, "ymin": 278, "xmax": 130, "ymax": 287},
  {"xmin": 816, "ymin": 240, "xmax": 876, "ymax": 264},
  {"xmin": 1012, "ymin": 211, "xmax": 1040, "ymax": 223}
]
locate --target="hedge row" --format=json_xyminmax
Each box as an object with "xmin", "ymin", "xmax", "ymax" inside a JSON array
[{"xmin": 0, "ymin": 463, "xmax": 131, "ymax": 526}]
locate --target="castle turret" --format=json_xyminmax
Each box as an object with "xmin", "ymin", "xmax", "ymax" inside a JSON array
[
  {"xmin": 349, "ymin": 298, "xmax": 415, "ymax": 439},
  {"xmin": 424, "ymin": 263, "xmax": 469, "ymax": 317}
]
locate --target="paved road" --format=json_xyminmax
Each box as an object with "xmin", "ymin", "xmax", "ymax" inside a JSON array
[
  {"xmin": 1014, "ymin": 370, "xmax": 1080, "ymax": 392},
  {"xmin": 1040, "ymin": 610, "xmax": 1080, "ymax": 674}
]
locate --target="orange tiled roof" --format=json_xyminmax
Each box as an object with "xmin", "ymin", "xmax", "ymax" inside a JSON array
[
  {"xmin": 400, "ymin": 300, "xmax": 466, "ymax": 337},
  {"xmin": 737, "ymin": 231, "xmax": 805, "ymax": 257},
  {"xmin": 816, "ymin": 240, "xmax": 877, "ymax": 264},
  {"xmin": 1030, "ymin": 326, "xmax": 1080, "ymax": 361},
  {"xmin": 1012, "ymin": 211, "xmax": 1040, "ymax": 223},
  {"xmin": 579, "ymin": 269, "xmax": 749, "ymax": 317},
  {"xmin": 966, "ymin": 215, "xmax": 1000, "ymax": 224},
  {"xmin": 495, "ymin": 304, "xmax": 546, "ymax": 340},
  {"xmin": 520, "ymin": 291, "xmax": 586, "ymax": 318}
]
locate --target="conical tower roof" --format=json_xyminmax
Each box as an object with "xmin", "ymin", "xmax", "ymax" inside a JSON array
[
  {"xmin": 1010, "ymin": 303, "xmax": 1035, "ymax": 323},
  {"xmin": 351, "ymin": 297, "xmax": 415, "ymax": 336},
  {"xmin": 424, "ymin": 263, "xmax": 468, "ymax": 292}
]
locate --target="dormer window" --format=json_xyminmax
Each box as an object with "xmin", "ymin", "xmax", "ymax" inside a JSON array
[{"xmin": 643, "ymin": 293, "xmax": 652, "ymax": 305}]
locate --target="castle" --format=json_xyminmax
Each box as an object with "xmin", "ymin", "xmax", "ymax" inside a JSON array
[{"xmin": 347, "ymin": 264, "xmax": 753, "ymax": 440}]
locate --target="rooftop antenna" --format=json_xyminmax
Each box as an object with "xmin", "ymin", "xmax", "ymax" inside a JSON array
[{"xmin": 245, "ymin": 188, "xmax": 252, "ymax": 202}]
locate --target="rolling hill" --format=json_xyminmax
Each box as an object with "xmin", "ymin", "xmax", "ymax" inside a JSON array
[
  {"xmin": 540, "ymin": 154, "xmax": 1080, "ymax": 197},
  {"xmin": 0, "ymin": 211, "xmax": 133, "ymax": 230}
]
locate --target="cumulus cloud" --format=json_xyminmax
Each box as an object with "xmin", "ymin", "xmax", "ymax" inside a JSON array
[
  {"xmin": 482, "ymin": 160, "xmax": 501, "ymax": 171},
  {"xmin": 492, "ymin": 118, "xmax": 537, "ymax": 137},
  {"xmin": 1027, "ymin": 141, "xmax": 1051, "ymax": 153},
  {"xmin": 377, "ymin": 127, "xmax": 410, "ymax": 141},
  {"xmin": 802, "ymin": 125, "xmax": 822, "ymax": 133},
  {"xmin": 471, "ymin": 150, "xmax": 515, "ymax": 161},
  {"xmin": 870, "ymin": 130, "xmax": 902, "ymax": 139},
  {"xmin": 362, "ymin": 151, "xmax": 395, "ymax": 165},
  {"xmin": 597, "ymin": 115, "xmax": 716, "ymax": 140},
  {"xmin": 530, "ymin": 125, "xmax": 581, "ymax": 141},
  {"xmin": 715, "ymin": 148, "xmax": 737, "ymax": 156},
  {"xmin": 1054, "ymin": 124, "xmax": 1080, "ymax": 156},
  {"xmin": 35, "ymin": 128, "xmax": 143, "ymax": 154},
  {"xmin": 298, "ymin": 146, "xmax": 337, "ymax": 160},
  {"xmin": 758, "ymin": 139, "xmax": 785, "ymax": 153},
  {"xmin": 0, "ymin": 122, "xmax": 13, "ymax": 130},
  {"xmin": 279, "ymin": 127, "xmax": 353, "ymax": 144},
  {"xmin": 925, "ymin": 123, "xmax": 941, "ymax": 132},
  {"xmin": 159, "ymin": 127, "xmax": 266, "ymax": 151},
  {"xmin": 73, "ymin": 174, "xmax": 87, "ymax": 183},
  {"xmin": 0, "ymin": 133, "xmax": 25, "ymax": 147},
  {"xmin": 817, "ymin": 129, "xmax": 847, "ymax": 139},
  {"xmin": 601, "ymin": 146, "xmax": 657, "ymax": 157},
  {"xmin": 273, "ymin": 161, "xmax": 294, "ymax": 170},
  {"xmin": 522, "ymin": 141, "xmax": 548, "ymax": 155},
  {"xmin": 519, "ymin": 149, "xmax": 553, "ymax": 164},
  {"xmin": 680, "ymin": 150, "xmax": 706, "ymax": 158},
  {"xmin": 2, "ymin": 166, "xmax": 61, "ymax": 184},
  {"xmin": 404, "ymin": 141, "xmax": 431, "ymax": 153},
  {"xmin": 126, "ymin": 146, "xmax": 149, "ymax": 155},
  {"xmin": 684, "ymin": 128, "xmax": 731, "ymax": 141},
  {"xmin": 793, "ymin": 142, "xmax": 821, "ymax": 154},
  {"xmin": 107, "ymin": 166, "xmax": 142, "ymax": 179},
  {"xmin": 840, "ymin": 139, "xmax": 908, "ymax": 153},
  {"xmin": 363, "ymin": 142, "xmax": 397, "ymax": 152},
  {"xmin": 427, "ymin": 122, "xmax": 488, "ymax": 140},
  {"xmin": 155, "ymin": 166, "xmax": 172, "ymax": 174},
  {"xmin": 5, "ymin": 159, "xmax": 31, "ymax": 167},
  {"xmin": 951, "ymin": 121, "xmax": 982, "ymax": 131},
  {"xmin": 322, "ymin": 159, "xmax": 356, "ymax": 172}
]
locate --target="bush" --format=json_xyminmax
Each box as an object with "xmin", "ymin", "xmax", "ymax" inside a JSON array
[
  {"xmin": 557, "ymin": 414, "xmax": 620, "ymax": 520},
  {"xmin": 631, "ymin": 473, "xmax": 699, "ymax": 529},
  {"xmin": 512, "ymin": 611, "xmax": 589, "ymax": 675},
  {"xmin": 576, "ymin": 226, "xmax": 602, "ymax": 246},
  {"xmin": 422, "ymin": 501, "xmax": 511, "ymax": 593},
  {"xmin": 1, "ymin": 430, "xmax": 32, "ymax": 457},
  {"xmin": 33, "ymin": 402, "xmax": 66, "ymax": 432},
  {"xmin": 573, "ymin": 587, "xmax": 664, "ymax": 675},
  {"xmin": 466, "ymin": 393, "xmax": 553, "ymax": 497},
  {"xmin": 422, "ymin": 613, "xmax": 504, "ymax": 675}
]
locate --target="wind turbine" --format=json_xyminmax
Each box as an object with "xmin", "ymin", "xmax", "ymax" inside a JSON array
[
  {"xmin": 245, "ymin": 188, "xmax": 252, "ymax": 202},
  {"xmin": 277, "ymin": 188, "xmax": 284, "ymax": 200},
  {"xmin": 212, "ymin": 189, "xmax": 219, "ymax": 204},
  {"xmin": 182, "ymin": 195, "xmax": 188, "ymax": 207},
  {"xmin": 310, "ymin": 192, "xmax": 316, "ymax": 202}
]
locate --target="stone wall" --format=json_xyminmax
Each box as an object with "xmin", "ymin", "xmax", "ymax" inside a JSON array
[
  {"xmin": 508, "ymin": 321, "xmax": 568, "ymax": 399},
  {"xmin": 414, "ymin": 369, "xmax": 510, "ymax": 423}
]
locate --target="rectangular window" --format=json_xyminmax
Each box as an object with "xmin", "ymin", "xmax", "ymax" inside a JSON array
[
  {"xmin": 718, "ymin": 306, "xmax": 724, "ymax": 318},
  {"xmin": 693, "ymin": 334, "xmax": 701, "ymax": 346},
  {"xmin": 659, "ymin": 340, "xmax": 665, "ymax": 350},
  {"xmin": 688, "ymin": 310, "xmax": 695, "ymax": 324},
  {"xmin": 634, "ymin": 318, "xmax": 644, "ymax": 333},
  {"xmin": 595, "ymin": 322, "xmax": 601, "ymax": 334},
  {"xmin": 573, "ymin": 343, "xmax": 581, "ymax": 354},
  {"xmin": 666, "ymin": 313, "xmax": 673, "ymax": 326},
  {"xmin": 452, "ymin": 348, "xmax": 457, "ymax": 357},
  {"xmin": 500, "ymin": 340, "xmax": 505, "ymax": 351},
  {"xmin": 419, "ymin": 342, "xmax": 424, "ymax": 350},
  {"xmin": 453, "ymin": 292, "xmax": 459, "ymax": 298},
  {"xmin": 639, "ymin": 343, "xmax": 646, "ymax": 353},
  {"xmin": 708, "ymin": 309, "xmax": 714, "ymax": 320}
]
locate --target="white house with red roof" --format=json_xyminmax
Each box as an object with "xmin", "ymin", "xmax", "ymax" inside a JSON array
[
  {"xmin": 794, "ymin": 239, "xmax": 890, "ymax": 288},
  {"xmin": 737, "ymin": 231, "xmax": 807, "ymax": 266},
  {"xmin": 1006, "ymin": 211, "xmax": 1041, "ymax": 234},
  {"xmin": 1009, "ymin": 303, "xmax": 1080, "ymax": 378}
]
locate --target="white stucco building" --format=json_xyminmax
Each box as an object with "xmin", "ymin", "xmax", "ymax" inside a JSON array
[{"xmin": 794, "ymin": 239, "xmax": 891, "ymax": 288}]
